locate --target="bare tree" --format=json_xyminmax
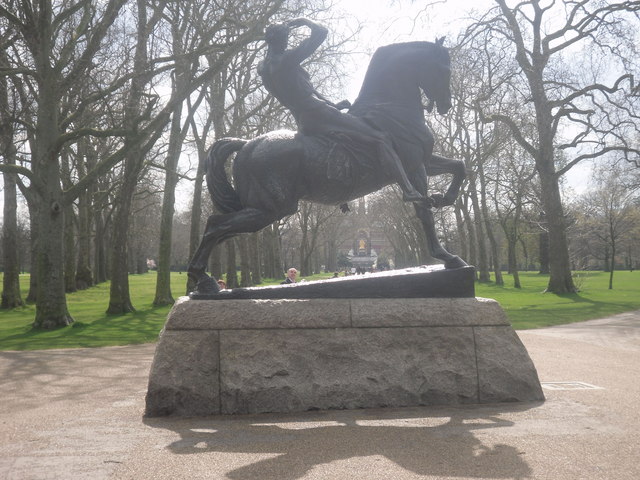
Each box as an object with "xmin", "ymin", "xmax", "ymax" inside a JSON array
[
  {"xmin": 469, "ymin": 0, "xmax": 640, "ymax": 293},
  {"xmin": 491, "ymin": 144, "xmax": 538, "ymax": 288},
  {"xmin": 0, "ymin": 36, "xmax": 24, "ymax": 308},
  {"xmin": 368, "ymin": 188, "xmax": 428, "ymax": 268},
  {"xmin": 576, "ymin": 163, "xmax": 640, "ymax": 289},
  {"xmin": 0, "ymin": 0, "xmax": 134, "ymax": 327}
]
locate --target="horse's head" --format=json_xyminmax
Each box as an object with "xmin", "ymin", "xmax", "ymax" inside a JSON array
[{"xmin": 421, "ymin": 37, "xmax": 452, "ymax": 115}]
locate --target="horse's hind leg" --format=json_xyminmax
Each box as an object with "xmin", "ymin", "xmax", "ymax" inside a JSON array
[
  {"xmin": 414, "ymin": 201, "xmax": 467, "ymax": 269},
  {"xmin": 187, "ymin": 208, "xmax": 279, "ymax": 295}
]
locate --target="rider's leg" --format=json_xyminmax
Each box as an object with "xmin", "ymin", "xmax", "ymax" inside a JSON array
[
  {"xmin": 338, "ymin": 124, "xmax": 424, "ymax": 201},
  {"xmin": 306, "ymin": 106, "xmax": 424, "ymax": 201},
  {"xmin": 377, "ymin": 140, "xmax": 424, "ymax": 202}
]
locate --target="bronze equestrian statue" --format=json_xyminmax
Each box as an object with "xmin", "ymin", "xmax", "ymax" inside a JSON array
[{"xmin": 188, "ymin": 19, "xmax": 468, "ymax": 296}]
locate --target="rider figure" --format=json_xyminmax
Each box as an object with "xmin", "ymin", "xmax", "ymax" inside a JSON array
[{"xmin": 258, "ymin": 18, "xmax": 424, "ymax": 202}]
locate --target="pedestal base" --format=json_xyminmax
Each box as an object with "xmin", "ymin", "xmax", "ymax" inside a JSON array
[{"xmin": 145, "ymin": 297, "xmax": 544, "ymax": 417}]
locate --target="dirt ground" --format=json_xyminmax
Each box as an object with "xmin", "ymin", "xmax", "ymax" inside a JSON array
[{"xmin": 1, "ymin": 311, "xmax": 639, "ymax": 479}]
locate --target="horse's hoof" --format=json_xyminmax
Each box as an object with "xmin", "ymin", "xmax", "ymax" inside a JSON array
[
  {"xmin": 444, "ymin": 256, "xmax": 468, "ymax": 269},
  {"xmin": 190, "ymin": 276, "xmax": 220, "ymax": 297},
  {"xmin": 431, "ymin": 193, "xmax": 454, "ymax": 208}
]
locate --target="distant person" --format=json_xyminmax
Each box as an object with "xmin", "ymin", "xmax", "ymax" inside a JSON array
[
  {"xmin": 281, "ymin": 267, "xmax": 298, "ymax": 284},
  {"xmin": 217, "ymin": 280, "xmax": 227, "ymax": 290}
]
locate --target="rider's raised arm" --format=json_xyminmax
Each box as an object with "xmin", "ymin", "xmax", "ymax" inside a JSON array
[{"xmin": 284, "ymin": 18, "xmax": 328, "ymax": 64}]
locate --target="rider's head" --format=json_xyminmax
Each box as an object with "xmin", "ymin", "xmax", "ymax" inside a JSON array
[{"xmin": 264, "ymin": 23, "xmax": 289, "ymax": 53}]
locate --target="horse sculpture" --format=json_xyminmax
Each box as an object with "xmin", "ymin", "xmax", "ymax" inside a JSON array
[{"xmin": 188, "ymin": 39, "xmax": 468, "ymax": 296}]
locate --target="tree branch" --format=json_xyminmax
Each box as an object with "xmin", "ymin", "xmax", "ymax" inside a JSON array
[{"xmin": 557, "ymin": 145, "xmax": 640, "ymax": 177}]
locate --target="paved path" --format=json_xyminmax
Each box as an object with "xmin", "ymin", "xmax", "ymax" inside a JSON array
[{"xmin": 1, "ymin": 311, "xmax": 639, "ymax": 479}]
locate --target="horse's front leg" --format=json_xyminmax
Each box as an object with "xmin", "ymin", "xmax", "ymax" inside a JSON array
[
  {"xmin": 414, "ymin": 201, "xmax": 468, "ymax": 269},
  {"xmin": 426, "ymin": 154, "xmax": 466, "ymax": 208}
]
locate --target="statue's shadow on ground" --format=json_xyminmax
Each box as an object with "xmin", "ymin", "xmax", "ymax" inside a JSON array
[{"xmin": 144, "ymin": 403, "xmax": 540, "ymax": 479}]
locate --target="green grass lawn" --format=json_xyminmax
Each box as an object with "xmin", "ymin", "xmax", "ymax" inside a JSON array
[
  {"xmin": 475, "ymin": 270, "xmax": 640, "ymax": 329},
  {"xmin": 0, "ymin": 270, "xmax": 638, "ymax": 351}
]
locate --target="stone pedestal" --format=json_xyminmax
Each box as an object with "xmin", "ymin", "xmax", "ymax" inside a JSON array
[{"xmin": 145, "ymin": 296, "xmax": 544, "ymax": 417}]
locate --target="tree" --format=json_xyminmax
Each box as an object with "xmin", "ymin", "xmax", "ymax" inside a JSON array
[
  {"xmin": 576, "ymin": 163, "xmax": 640, "ymax": 289},
  {"xmin": 107, "ymin": 0, "xmax": 165, "ymax": 314},
  {"xmin": 0, "ymin": 0, "xmax": 134, "ymax": 328},
  {"xmin": 0, "ymin": 38, "xmax": 24, "ymax": 308},
  {"xmin": 153, "ymin": 1, "xmax": 207, "ymax": 306},
  {"xmin": 295, "ymin": 202, "xmax": 343, "ymax": 275},
  {"xmin": 491, "ymin": 146, "xmax": 538, "ymax": 288},
  {"xmin": 471, "ymin": 0, "xmax": 640, "ymax": 293},
  {"xmin": 368, "ymin": 188, "xmax": 428, "ymax": 268}
]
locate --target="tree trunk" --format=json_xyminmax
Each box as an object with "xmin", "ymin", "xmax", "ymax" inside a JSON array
[
  {"xmin": 154, "ymin": 26, "xmax": 194, "ymax": 304},
  {"xmin": 1, "ymin": 165, "xmax": 24, "ymax": 309},
  {"xmin": 225, "ymin": 241, "xmax": 238, "ymax": 288},
  {"xmin": 326, "ymin": 237, "xmax": 338, "ymax": 273},
  {"xmin": 238, "ymin": 235, "xmax": 251, "ymax": 287},
  {"xmin": 63, "ymin": 204, "xmax": 77, "ymax": 293},
  {"xmin": 299, "ymin": 208, "xmax": 310, "ymax": 276},
  {"xmin": 94, "ymin": 208, "xmax": 108, "ymax": 284},
  {"xmin": 107, "ymin": 174, "xmax": 137, "ymax": 313},
  {"xmin": 609, "ymin": 235, "xmax": 615, "ymax": 290},
  {"xmin": 26, "ymin": 206, "xmax": 39, "ymax": 303},
  {"xmin": 261, "ymin": 227, "xmax": 276, "ymax": 279},
  {"xmin": 274, "ymin": 224, "xmax": 283, "ymax": 278},
  {"xmin": 249, "ymin": 232, "xmax": 262, "ymax": 285},
  {"xmin": 467, "ymin": 178, "xmax": 490, "ymax": 282},
  {"xmin": 33, "ymin": 174, "xmax": 74, "ymax": 328},
  {"xmin": 539, "ymin": 226, "xmax": 550, "ymax": 274},
  {"xmin": 153, "ymin": 108, "xmax": 183, "ymax": 306},
  {"xmin": 107, "ymin": 0, "xmax": 154, "ymax": 313},
  {"xmin": 75, "ymin": 142, "xmax": 93, "ymax": 290},
  {"xmin": 538, "ymin": 169, "xmax": 575, "ymax": 293},
  {"xmin": 187, "ymin": 148, "xmax": 206, "ymax": 294},
  {"xmin": 32, "ymin": 45, "xmax": 74, "ymax": 328},
  {"xmin": 262, "ymin": 223, "xmax": 282, "ymax": 279},
  {"xmin": 75, "ymin": 188, "xmax": 93, "ymax": 289},
  {"xmin": 518, "ymin": 237, "xmax": 528, "ymax": 270},
  {"xmin": 477, "ymin": 162, "xmax": 503, "ymax": 286},
  {"xmin": 507, "ymin": 235, "xmax": 521, "ymax": 289},
  {"xmin": 460, "ymin": 194, "xmax": 478, "ymax": 277},
  {"xmin": 454, "ymin": 201, "xmax": 469, "ymax": 268},
  {"xmin": 530, "ymin": 57, "xmax": 575, "ymax": 292},
  {"xmin": 0, "ymin": 62, "xmax": 24, "ymax": 309},
  {"xmin": 487, "ymin": 226, "xmax": 504, "ymax": 286}
]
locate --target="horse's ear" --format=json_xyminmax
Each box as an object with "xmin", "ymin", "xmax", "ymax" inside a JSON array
[{"xmin": 435, "ymin": 36, "xmax": 445, "ymax": 46}]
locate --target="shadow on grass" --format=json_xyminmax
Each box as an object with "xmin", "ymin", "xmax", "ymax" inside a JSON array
[{"xmin": 508, "ymin": 293, "xmax": 630, "ymax": 329}]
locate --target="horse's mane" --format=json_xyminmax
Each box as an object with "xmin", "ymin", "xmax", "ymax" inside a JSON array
[
  {"xmin": 371, "ymin": 41, "xmax": 442, "ymax": 61},
  {"xmin": 361, "ymin": 40, "xmax": 447, "ymax": 81}
]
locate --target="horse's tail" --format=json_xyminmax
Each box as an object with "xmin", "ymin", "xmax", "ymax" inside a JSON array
[{"xmin": 206, "ymin": 137, "xmax": 247, "ymax": 214}]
